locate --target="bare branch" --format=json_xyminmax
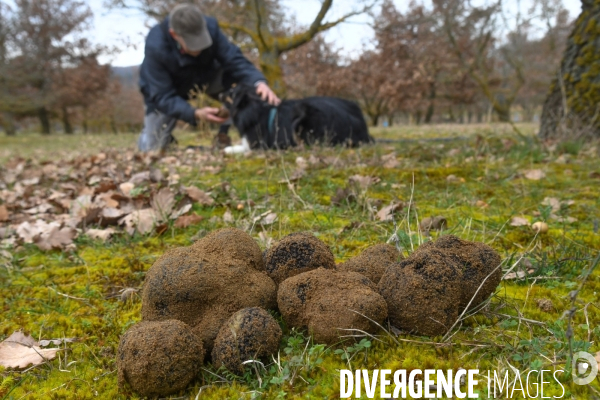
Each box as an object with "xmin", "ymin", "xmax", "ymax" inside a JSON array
[{"xmin": 277, "ymin": 1, "xmax": 377, "ymax": 53}]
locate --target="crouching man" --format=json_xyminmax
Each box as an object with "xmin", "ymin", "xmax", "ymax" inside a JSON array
[{"xmin": 138, "ymin": 3, "xmax": 280, "ymax": 152}]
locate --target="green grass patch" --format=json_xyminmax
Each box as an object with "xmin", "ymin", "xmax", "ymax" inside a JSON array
[{"xmin": 1, "ymin": 123, "xmax": 599, "ymax": 399}]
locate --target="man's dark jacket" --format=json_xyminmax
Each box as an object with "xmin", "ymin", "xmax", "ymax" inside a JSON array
[{"xmin": 139, "ymin": 16, "xmax": 266, "ymax": 125}]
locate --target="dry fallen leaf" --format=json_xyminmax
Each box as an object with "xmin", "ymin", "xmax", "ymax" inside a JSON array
[
  {"xmin": 86, "ymin": 228, "xmax": 115, "ymax": 241},
  {"xmin": 253, "ymin": 210, "xmax": 277, "ymax": 225},
  {"xmin": 475, "ymin": 200, "xmax": 489, "ymax": 208},
  {"xmin": 295, "ymin": 156, "xmax": 308, "ymax": 169},
  {"xmin": 99, "ymin": 207, "xmax": 127, "ymax": 226},
  {"xmin": 446, "ymin": 174, "xmax": 465, "ymax": 183},
  {"xmin": 119, "ymin": 209, "xmax": 157, "ymax": 236},
  {"xmin": 223, "ymin": 209, "xmax": 234, "ymax": 224},
  {"xmin": 541, "ymin": 197, "xmax": 561, "ymax": 212},
  {"xmin": 382, "ymin": 153, "xmax": 400, "ymax": 169},
  {"xmin": 170, "ymin": 204, "xmax": 192, "ymax": 220},
  {"xmin": 0, "ymin": 331, "xmax": 61, "ymax": 369},
  {"xmin": 70, "ymin": 195, "xmax": 93, "ymax": 219},
  {"xmin": 524, "ymin": 169, "xmax": 546, "ymax": 180},
  {"xmin": 0, "ymin": 205, "xmax": 9, "ymax": 222},
  {"xmin": 34, "ymin": 226, "xmax": 77, "ymax": 251},
  {"xmin": 119, "ymin": 182, "xmax": 134, "ymax": 196},
  {"xmin": 151, "ymin": 188, "xmax": 175, "ymax": 221},
  {"xmin": 174, "ymin": 214, "xmax": 204, "ymax": 229},
  {"xmin": 377, "ymin": 203, "xmax": 404, "ymax": 222},
  {"xmin": 349, "ymin": 175, "xmax": 381, "ymax": 189},
  {"xmin": 279, "ymin": 169, "xmax": 306, "ymax": 183},
  {"xmin": 510, "ymin": 217, "xmax": 530, "ymax": 227},
  {"xmin": 420, "ymin": 216, "xmax": 448, "ymax": 232},
  {"xmin": 260, "ymin": 212, "xmax": 278, "ymax": 225},
  {"xmin": 129, "ymin": 171, "xmax": 150, "ymax": 185},
  {"xmin": 185, "ymin": 186, "xmax": 214, "ymax": 206},
  {"xmin": 331, "ymin": 187, "xmax": 356, "ymax": 206}
]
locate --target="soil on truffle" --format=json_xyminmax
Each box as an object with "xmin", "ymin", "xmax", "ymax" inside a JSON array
[
  {"xmin": 418, "ymin": 235, "xmax": 501, "ymax": 309},
  {"xmin": 265, "ymin": 232, "xmax": 335, "ymax": 284},
  {"xmin": 278, "ymin": 268, "xmax": 388, "ymax": 345},
  {"xmin": 117, "ymin": 320, "xmax": 204, "ymax": 398},
  {"xmin": 337, "ymin": 243, "xmax": 401, "ymax": 284},
  {"xmin": 212, "ymin": 307, "xmax": 282, "ymax": 375},
  {"xmin": 377, "ymin": 247, "xmax": 463, "ymax": 337},
  {"xmin": 141, "ymin": 243, "xmax": 277, "ymax": 352},
  {"xmin": 192, "ymin": 227, "xmax": 265, "ymax": 271}
]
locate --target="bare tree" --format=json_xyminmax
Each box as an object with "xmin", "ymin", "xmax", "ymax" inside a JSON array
[
  {"xmin": 6, "ymin": 0, "xmax": 97, "ymax": 134},
  {"xmin": 432, "ymin": 0, "xmax": 536, "ymax": 122}
]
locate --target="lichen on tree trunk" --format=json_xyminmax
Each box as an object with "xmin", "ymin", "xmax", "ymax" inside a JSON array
[
  {"xmin": 259, "ymin": 50, "xmax": 286, "ymax": 96},
  {"xmin": 539, "ymin": 0, "xmax": 600, "ymax": 140}
]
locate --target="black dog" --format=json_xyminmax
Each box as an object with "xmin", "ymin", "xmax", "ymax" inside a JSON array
[
  {"xmin": 221, "ymin": 85, "xmax": 298, "ymax": 150},
  {"xmin": 292, "ymin": 97, "xmax": 373, "ymax": 147},
  {"xmin": 222, "ymin": 84, "xmax": 372, "ymax": 150}
]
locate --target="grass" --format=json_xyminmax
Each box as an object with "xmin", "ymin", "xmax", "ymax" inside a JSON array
[{"xmin": 1, "ymin": 123, "xmax": 599, "ymax": 399}]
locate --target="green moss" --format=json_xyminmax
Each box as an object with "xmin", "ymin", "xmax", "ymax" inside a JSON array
[{"xmin": 1, "ymin": 124, "xmax": 599, "ymax": 398}]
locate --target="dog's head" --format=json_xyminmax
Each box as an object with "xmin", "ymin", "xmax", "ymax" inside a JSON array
[{"xmin": 219, "ymin": 84, "xmax": 264, "ymax": 118}]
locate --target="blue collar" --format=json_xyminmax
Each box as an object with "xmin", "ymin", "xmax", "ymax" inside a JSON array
[{"xmin": 268, "ymin": 107, "xmax": 277, "ymax": 135}]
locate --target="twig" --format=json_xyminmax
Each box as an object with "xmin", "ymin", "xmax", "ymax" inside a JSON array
[
  {"xmin": 201, "ymin": 368, "xmax": 231, "ymax": 384},
  {"xmin": 406, "ymin": 173, "xmax": 416, "ymax": 252},
  {"xmin": 348, "ymin": 308, "xmax": 400, "ymax": 346},
  {"xmin": 492, "ymin": 313, "xmax": 546, "ymax": 326}
]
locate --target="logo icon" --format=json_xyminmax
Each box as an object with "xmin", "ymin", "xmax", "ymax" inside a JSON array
[{"xmin": 572, "ymin": 352, "xmax": 598, "ymax": 385}]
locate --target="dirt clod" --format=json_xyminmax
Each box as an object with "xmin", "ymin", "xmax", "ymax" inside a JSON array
[
  {"xmin": 212, "ymin": 307, "xmax": 282, "ymax": 375},
  {"xmin": 265, "ymin": 232, "xmax": 335, "ymax": 284},
  {"xmin": 419, "ymin": 235, "xmax": 502, "ymax": 309},
  {"xmin": 337, "ymin": 243, "xmax": 401, "ymax": 284},
  {"xmin": 142, "ymin": 230, "xmax": 277, "ymax": 352},
  {"xmin": 117, "ymin": 320, "xmax": 204, "ymax": 398},
  {"xmin": 192, "ymin": 227, "xmax": 265, "ymax": 271},
  {"xmin": 378, "ymin": 235, "xmax": 502, "ymax": 337},
  {"xmin": 278, "ymin": 268, "xmax": 387, "ymax": 344},
  {"xmin": 378, "ymin": 247, "xmax": 462, "ymax": 337}
]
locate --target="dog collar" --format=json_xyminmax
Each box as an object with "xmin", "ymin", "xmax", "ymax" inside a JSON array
[{"xmin": 268, "ymin": 107, "xmax": 278, "ymax": 135}]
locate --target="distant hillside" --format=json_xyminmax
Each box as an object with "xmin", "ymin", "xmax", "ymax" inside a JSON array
[{"xmin": 111, "ymin": 66, "xmax": 139, "ymax": 87}]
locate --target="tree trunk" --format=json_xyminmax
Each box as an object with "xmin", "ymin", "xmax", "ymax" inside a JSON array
[
  {"xmin": 259, "ymin": 49, "xmax": 286, "ymax": 96},
  {"xmin": 2, "ymin": 113, "xmax": 16, "ymax": 136},
  {"xmin": 424, "ymin": 83, "xmax": 436, "ymax": 123},
  {"xmin": 62, "ymin": 107, "xmax": 73, "ymax": 134},
  {"xmin": 110, "ymin": 117, "xmax": 118, "ymax": 134},
  {"xmin": 370, "ymin": 114, "xmax": 379, "ymax": 127},
  {"xmin": 493, "ymin": 100, "xmax": 511, "ymax": 122},
  {"xmin": 415, "ymin": 111, "xmax": 423, "ymax": 125},
  {"xmin": 38, "ymin": 107, "xmax": 51, "ymax": 134},
  {"xmin": 539, "ymin": 0, "xmax": 600, "ymax": 140}
]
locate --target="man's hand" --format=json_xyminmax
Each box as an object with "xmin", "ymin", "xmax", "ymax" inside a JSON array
[
  {"xmin": 195, "ymin": 107, "xmax": 227, "ymax": 124},
  {"xmin": 256, "ymin": 82, "xmax": 281, "ymax": 106}
]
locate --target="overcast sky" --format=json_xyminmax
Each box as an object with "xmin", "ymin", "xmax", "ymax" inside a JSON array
[{"xmin": 90, "ymin": 0, "xmax": 582, "ymax": 67}]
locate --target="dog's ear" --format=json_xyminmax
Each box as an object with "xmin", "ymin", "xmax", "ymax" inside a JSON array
[{"xmin": 232, "ymin": 89, "xmax": 250, "ymax": 111}]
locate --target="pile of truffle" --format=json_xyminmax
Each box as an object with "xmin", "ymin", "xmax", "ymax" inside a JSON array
[{"xmin": 117, "ymin": 228, "xmax": 501, "ymax": 397}]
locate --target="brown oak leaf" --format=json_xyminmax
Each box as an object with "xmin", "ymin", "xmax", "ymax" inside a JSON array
[{"xmin": 0, "ymin": 331, "xmax": 61, "ymax": 369}]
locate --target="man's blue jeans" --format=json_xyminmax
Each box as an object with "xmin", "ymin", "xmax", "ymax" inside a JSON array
[{"xmin": 137, "ymin": 110, "xmax": 178, "ymax": 152}]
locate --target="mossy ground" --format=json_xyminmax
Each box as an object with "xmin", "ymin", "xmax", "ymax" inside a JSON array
[{"xmin": 1, "ymin": 123, "xmax": 599, "ymax": 399}]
